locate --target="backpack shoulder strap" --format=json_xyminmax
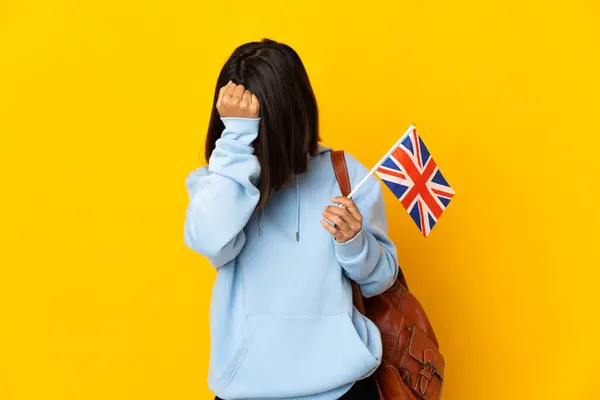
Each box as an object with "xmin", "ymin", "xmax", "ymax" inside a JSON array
[
  {"xmin": 331, "ymin": 150, "xmax": 351, "ymax": 197},
  {"xmin": 330, "ymin": 150, "xmax": 409, "ymax": 291},
  {"xmin": 330, "ymin": 150, "xmax": 366, "ymax": 314}
]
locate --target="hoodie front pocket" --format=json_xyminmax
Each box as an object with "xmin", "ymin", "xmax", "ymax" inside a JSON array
[{"xmin": 220, "ymin": 312, "xmax": 379, "ymax": 399}]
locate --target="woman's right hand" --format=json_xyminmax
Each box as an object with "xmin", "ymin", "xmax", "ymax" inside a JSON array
[{"xmin": 216, "ymin": 81, "xmax": 260, "ymax": 119}]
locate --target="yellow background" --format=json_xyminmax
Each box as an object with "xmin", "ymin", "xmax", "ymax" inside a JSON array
[{"xmin": 1, "ymin": 0, "xmax": 599, "ymax": 399}]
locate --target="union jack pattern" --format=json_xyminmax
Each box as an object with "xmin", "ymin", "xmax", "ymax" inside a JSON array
[{"xmin": 376, "ymin": 128, "xmax": 455, "ymax": 236}]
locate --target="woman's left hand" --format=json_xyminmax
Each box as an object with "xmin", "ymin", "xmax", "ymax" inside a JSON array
[{"xmin": 321, "ymin": 197, "xmax": 363, "ymax": 243}]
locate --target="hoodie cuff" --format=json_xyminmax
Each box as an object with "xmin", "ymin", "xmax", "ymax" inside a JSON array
[
  {"xmin": 219, "ymin": 117, "xmax": 261, "ymax": 145},
  {"xmin": 334, "ymin": 230, "xmax": 366, "ymax": 262},
  {"xmin": 221, "ymin": 117, "xmax": 260, "ymax": 132}
]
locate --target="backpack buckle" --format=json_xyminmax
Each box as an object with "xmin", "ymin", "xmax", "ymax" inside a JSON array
[{"xmin": 415, "ymin": 360, "xmax": 436, "ymax": 395}]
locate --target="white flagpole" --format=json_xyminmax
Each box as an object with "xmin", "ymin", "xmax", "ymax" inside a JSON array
[{"xmin": 347, "ymin": 124, "xmax": 415, "ymax": 199}]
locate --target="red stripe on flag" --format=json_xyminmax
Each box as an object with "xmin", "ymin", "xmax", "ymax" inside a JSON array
[
  {"xmin": 377, "ymin": 166, "xmax": 406, "ymax": 180},
  {"xmin": 393, "ymin": 147, "xmax": 444, "ymax": 219},
  {"xmin": 417, "ymin": 200, "xmax": 426, "ymax": 237},
  {"xmin": 431, "ymin": 188, "xmax": 455, "ymax": 198}
]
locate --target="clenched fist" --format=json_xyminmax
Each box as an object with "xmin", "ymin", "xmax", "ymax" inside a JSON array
[
  {"xmin": 321, "ymin": 197, "xmax": 364, "ymax": 243},
  {"xmin": 216, "ymin": 81, "xmax": 260, "ymax": 119}
]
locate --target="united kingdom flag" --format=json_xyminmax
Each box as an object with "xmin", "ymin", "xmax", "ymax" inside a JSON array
[{"xmin": 376, "ymin": 127, "xmax": 455, "ymax": 237}]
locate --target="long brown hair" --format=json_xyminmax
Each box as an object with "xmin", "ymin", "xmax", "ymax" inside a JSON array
[{"xmin": 205, "ymin": 39, "xmax": 320, "ymax": 206}]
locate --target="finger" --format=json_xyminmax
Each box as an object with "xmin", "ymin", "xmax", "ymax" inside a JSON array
[
  {"xmin": 231, "ymin": 84, "xmax": 245, "ymax": 104},
  {"xmin": 251, "ymin": 93, "xmax": 259, "ymax": 107},
  {"xmin": 325, "ymin": 206, "xmax": 361, "ymax": 233},
  {"xmin": 323, "ymin": 211, "xmax": 356, "ymax": 237},
  {"xmin": 320, "ymin": 219, "xmax": 337, "ymax": 236},
  {"xmin": 322, "ymin": 210, "xmax": 344, "ymax": 227},
  {"xmin": 331, "ymin": 197, "xmax": 362, "ymax": 220},
  {"xmin": 221, "ymin": 82, "xmax": 236, "ymax": 104},
  {"xmin": 324, "ymin": 205, "xmax": 353, "ymax": 224},
  {"xmin": 216, "ymin": 85, "xmax": 227, "ymax": 109},
  {"xmin": 249, "ymin": 93, "xmax": 260, "ymax": 116},
  {"xmin": 327, "ymin": 202, "xmax": 361, "ymax": 228},
  {"xmin": 240, "ymin": 90, "xmax": 252, "ymax": 108},
  {"xmin": 331, "ymin": 196, "xmax": 357, "ymax": 212}
]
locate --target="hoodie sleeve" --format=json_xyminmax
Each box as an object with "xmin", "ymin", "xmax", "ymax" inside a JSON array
[
  {"xmin": 184, "ymin": 117, "xmax": 261, "ymax": 268},
  {"xmin": 334, "ymin": 177, "xmax": 399, "ymax": 298}
]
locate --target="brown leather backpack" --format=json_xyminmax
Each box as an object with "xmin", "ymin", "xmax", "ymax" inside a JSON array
[{"xmin": 331, "ymin": 150, "xmax": 445, "ymax": 400}]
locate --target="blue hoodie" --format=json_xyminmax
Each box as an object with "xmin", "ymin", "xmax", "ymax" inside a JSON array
[{"xmin": 184, "ymin": 117, "xmax": 398, "ymax": 400}]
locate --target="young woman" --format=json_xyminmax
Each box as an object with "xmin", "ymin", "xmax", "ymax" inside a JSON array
[{"xmin": 184, "ymin": 39, "xmax": 398, "ymax": 400}]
